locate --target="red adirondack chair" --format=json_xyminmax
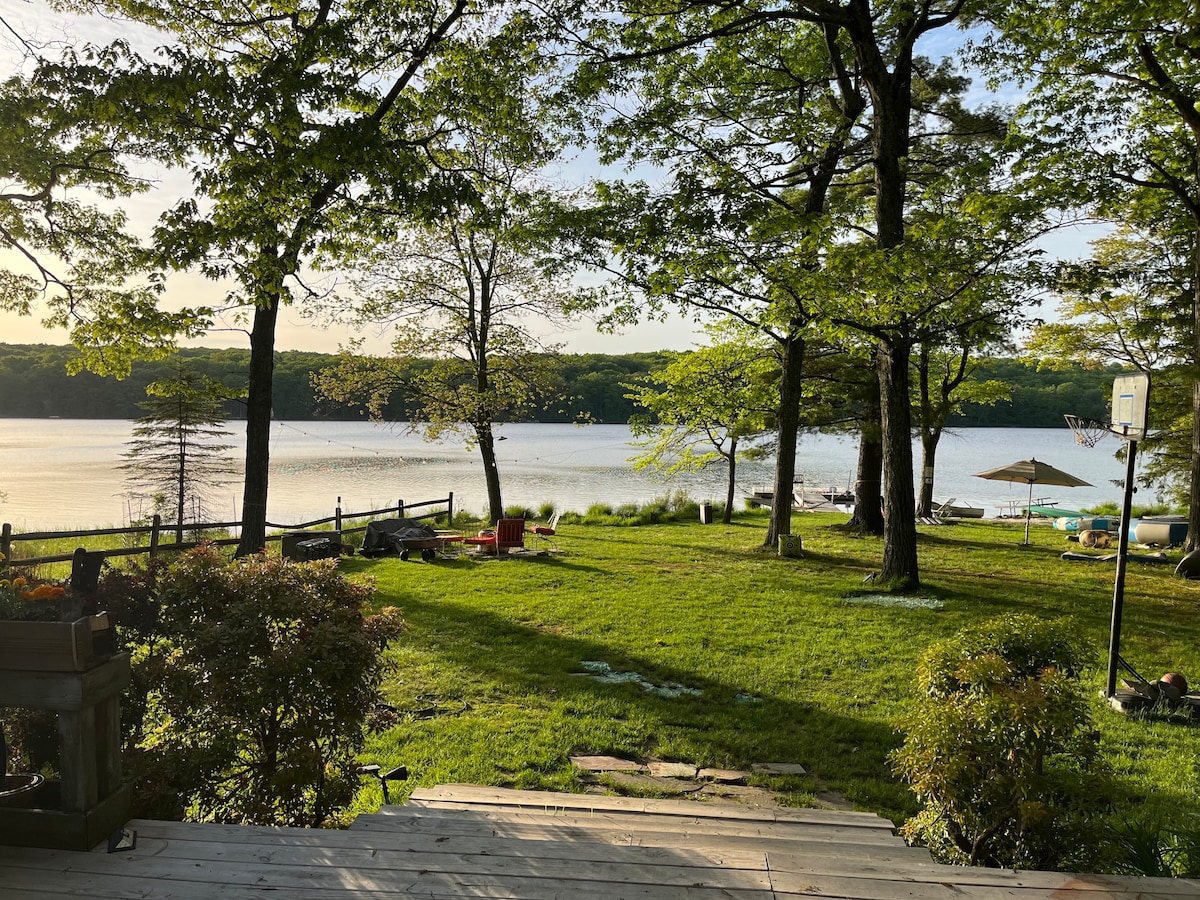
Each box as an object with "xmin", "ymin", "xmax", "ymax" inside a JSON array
[{"xmin": 464, "ymin": 518, "xmax": 526, "ymax": 555}]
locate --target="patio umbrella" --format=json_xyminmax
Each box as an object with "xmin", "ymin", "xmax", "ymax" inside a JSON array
[{"xmin": 973, "ymin": 458, "xmax": 1092, "ymax": 544}]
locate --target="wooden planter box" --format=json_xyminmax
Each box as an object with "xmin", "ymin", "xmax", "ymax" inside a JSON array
[
  {"xmin": 0, "ymin": 654, "xmax": 132, "ymax": 850},
  {"xmin": 0, "ymin": 613, "xmax": 113, "ymax": 672}
]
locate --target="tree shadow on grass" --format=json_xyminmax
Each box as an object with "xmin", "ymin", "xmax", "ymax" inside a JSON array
[{"xmin": 378, "ymin": 590, "xmax": 914, "ymax": 821}]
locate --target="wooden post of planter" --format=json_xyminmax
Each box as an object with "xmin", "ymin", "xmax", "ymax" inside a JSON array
[
  {"xmin": 1, "ymin": 522, "xmax": 10, "ymax": 567},
  {"xmin": 0, "ymin": 652, "xmax": 131, "ymax": 850}
]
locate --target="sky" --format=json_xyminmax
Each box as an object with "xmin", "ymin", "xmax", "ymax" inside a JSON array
[
  {"xmin": 0, "ymin": 1, "xmax": 711, "ymax": 357},
  {"xmin": 0, "ymin": 2, "xmax": 1094, "ymax": 359}
]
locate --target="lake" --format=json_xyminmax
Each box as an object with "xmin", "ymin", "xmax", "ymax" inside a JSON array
[{"xmin": 0, "ymin": 419, "xmax": 1153, "ymax": 529}]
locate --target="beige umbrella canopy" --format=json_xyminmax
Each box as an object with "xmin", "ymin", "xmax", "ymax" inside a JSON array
[{"xmin": 974, "ymin": 458, "xmax": 1092, "ymax": 544}]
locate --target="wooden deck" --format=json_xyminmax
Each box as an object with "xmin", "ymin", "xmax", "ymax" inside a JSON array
[{"xmin": 1, "ymin": 784, "xmax": 1195, "ymax": 898}]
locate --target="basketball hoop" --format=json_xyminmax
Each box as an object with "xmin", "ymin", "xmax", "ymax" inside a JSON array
[{"xmin": 1065, "ymin": 414, "xmax": 1113, "ymax": 448}]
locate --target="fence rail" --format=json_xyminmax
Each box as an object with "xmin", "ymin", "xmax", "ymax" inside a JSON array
[{"xmin": 1, "ymin": 493, "xmax": 454, "ymax": 569}]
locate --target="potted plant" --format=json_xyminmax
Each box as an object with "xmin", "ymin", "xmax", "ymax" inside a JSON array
[
  {"xmin": 0, "ymin": 551, "xmax": 112, "ymax": 672},
  {"xmin": 0, "ymin": 554, "xmax": 59, "ymax": 805}
]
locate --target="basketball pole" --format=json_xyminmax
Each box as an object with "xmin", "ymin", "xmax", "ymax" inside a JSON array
[{"xmin": 1105, "ymin": 437, "xmax": 1139, "ymax": 698}]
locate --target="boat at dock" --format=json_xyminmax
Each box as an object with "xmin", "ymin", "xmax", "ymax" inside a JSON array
[
  {"xmin": 748, "ymin": 479, "xmax": 854, "ymax": 511},
  {"xmin": 935, "ymin": 498, "xmax": 985, "ymax": 518}
]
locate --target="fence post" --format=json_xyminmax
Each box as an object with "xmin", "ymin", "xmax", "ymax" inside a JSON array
[
  {"xmin": 150, "ymin": 514, "xmax": 161, "ymax": 559},
  {"xmin": 447, "ymin": 492, "xmax": 454, "ymax": 526},
  {"xmin": 336, "ymin": 497, "xmax": 342, "ymax": 533},
  {"xmin": 1, "ymin": 522, "xmax": 10, "ymax": 567},
  {"xmin": 398, "ymin": 499, "xmax": 405, "ymax": 518}
]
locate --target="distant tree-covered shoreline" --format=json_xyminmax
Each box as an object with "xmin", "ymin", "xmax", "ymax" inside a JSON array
[{"xmin": 0, "ymin": 343, "xmax": 1111, "ymax": 427}]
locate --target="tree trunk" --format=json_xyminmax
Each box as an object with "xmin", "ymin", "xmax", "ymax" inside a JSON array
[
  {"xmin": 176, "ymin": 429, "xmax": 186, "ymax": 543},
  {"xmin": 236, "ymin": 294, "xmax": 280, "ymax": 556},
  {"xmin": 879, "ymin": 338, "xmax": 919, "ymax": 587},
  {"xmin": 768, "ymin": 330, "xmax": 805, "ymax": 547},
  {"xmin": 864, "ymin": 48, "xmax": 919, "ymax": 585},
  {"xmin": 849, "ymin": 430, "xmax": 885, "ymax": 533},
  {"xmin": 723, "ymin": 440, "xmax": 737, "ymax": 525},
  {"xmin": 916, "ymin": 427, "xmax": 942, "ymax": 518},
  {"xmin": 476, "ymin": 422, "xmax": 504, "ymax": 522},
  {"xmin": 1190, "ymin": 225, "xmax": 1200, "ymax": 553},
  {"xmin": 849, "ymin": 360, "xmax": 884, "ymax": 533}
]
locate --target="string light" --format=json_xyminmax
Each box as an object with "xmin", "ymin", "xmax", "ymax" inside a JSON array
[
  {"xmin": 274, "ymin": 421, "xmax": 393, "ymax": 457},
  {"xmin": 271, "ymin": 422, "xmax": 636, "ymax": 465},
  {"xmin": 502, "ymin": 443, "xmax": 636, "ymax": 464}
]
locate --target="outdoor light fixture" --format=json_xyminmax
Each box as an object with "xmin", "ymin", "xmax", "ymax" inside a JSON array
[{"xmin": 357, "ymin": 763, "xmax": 409, "ymax": 804}]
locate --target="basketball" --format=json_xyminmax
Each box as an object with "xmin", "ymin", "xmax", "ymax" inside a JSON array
[{"xmin": 1161, "ymin": 672, "xmax": 1188, "ymax": 696}]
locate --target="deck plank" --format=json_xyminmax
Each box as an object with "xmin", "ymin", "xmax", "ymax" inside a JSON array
[
  {"xmin": 0, "ymin": 853, "xmax": 775, "ymax": 899},
  {"xmin": 96, "ymin": 827, "xmax": 954, "ymax": 885},
  {"xmin": 359, "ymin": 804, "xmax": 916, "ymax": 851},
  {"xmin": 71, "ymin": 832, "xmax": 777, "ymax": 883},
  {"xmin": 1, "ymin": 783, "xmax": 1195, "ymax": 899},
  {"xmin": 408, "ymin": 784, "xmax": 893, "ymax": 827},
  {"xmin": 129, "ymin": 819, "xmax": 780, "ymax": 867}
]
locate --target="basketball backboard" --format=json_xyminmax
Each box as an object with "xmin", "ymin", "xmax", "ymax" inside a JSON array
[{"xmin": 1111, "ymin": 372, "xmax": 1149, "ymax": 441}]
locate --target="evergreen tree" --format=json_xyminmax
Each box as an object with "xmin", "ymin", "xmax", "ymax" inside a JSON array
[{"xmin": 122, "ymin": 369, "xmax": 235, "ymax": 540}]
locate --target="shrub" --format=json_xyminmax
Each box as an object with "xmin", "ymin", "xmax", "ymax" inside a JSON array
[
  {"xmin": 891, "ymin": 614, "xmax": 1108, "ymax": 870},
  {"xmin": 102, "ymin": 546, "xmax": 404, "ymax": 827}
]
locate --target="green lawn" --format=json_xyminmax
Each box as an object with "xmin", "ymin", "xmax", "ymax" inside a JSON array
[{"xmin": 341, "ymin": 511, "xmax": 1200, "ymax": 834}]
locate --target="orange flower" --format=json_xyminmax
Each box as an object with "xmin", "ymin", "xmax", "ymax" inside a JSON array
[
  {"xmin": 12, "ymin": 576, "xmax": 28, "ymax": 588},
  {"xmin": 20, "ymin": 584, "xmax": 66, "ymax": 602}
]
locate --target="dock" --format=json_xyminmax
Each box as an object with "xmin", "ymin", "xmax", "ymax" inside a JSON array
[{"xmin": 748, "ymin": 487, "xmax": 853, "ymax": 513}]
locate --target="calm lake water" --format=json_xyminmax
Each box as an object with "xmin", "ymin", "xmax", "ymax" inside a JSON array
[{"xmin": 0, "ymin": 419, "xmax": 1151, "ymax": 529}]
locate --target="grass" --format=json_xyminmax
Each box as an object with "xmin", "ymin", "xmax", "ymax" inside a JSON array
[{"xmin": 339, "ymin": 509, "xmax": 1200, "ymax": 842}]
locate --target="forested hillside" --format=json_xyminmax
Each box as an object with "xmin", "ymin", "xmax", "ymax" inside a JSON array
[
  {"xmin": 0, "ymin": 343, "xmax": 1111, "ymax": 426},
  {"xmin": 0, "ymin": 344, "xmax": 673, "ymax": 423}
]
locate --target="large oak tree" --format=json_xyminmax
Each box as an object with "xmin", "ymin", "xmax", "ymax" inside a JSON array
[{"xmin": 50, "ymin": 0, "xmax": 486, "ymax": 553}]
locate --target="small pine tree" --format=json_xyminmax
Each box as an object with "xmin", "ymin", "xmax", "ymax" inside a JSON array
[{"xmin": 122, "ymin": 368, "xmax": 236, "ymax": 540}]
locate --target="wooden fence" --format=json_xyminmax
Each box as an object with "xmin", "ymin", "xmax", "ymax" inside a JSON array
[{"xmin": 0, "ymin": 493, "xmax": 454, "ymax": 569}]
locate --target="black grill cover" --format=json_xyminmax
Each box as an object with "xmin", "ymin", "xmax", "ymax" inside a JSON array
[{"xmin": 360, "ymin": 518, "xmax": 438, "ymax": 557}]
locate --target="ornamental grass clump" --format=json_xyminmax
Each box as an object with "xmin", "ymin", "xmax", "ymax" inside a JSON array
[{"xmin": 891, "ymin": 614, "xmax": 1109, "ymax": 871}]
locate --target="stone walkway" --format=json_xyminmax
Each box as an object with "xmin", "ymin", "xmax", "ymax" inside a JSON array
[{"xmin": 570, "ymin": 755, "xmax": 857, "ymax": 811}]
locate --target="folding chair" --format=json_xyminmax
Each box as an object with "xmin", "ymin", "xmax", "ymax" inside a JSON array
[{"xmin": 527, "ymin": 512, "xmax": 560, "ymax": 550}]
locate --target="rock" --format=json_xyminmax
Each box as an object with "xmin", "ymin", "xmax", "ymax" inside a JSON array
[
  {"xmin": 648, "ymin": 761, "xmax": 699, "ymax": 778},
  {"xmin": 698, "ymin": 767, "xmax": 750, "ymax": 784},
  {"xmin": 751, "ymin": 762, "xmax": 808, "ymax": 776},
  {"xmin": 569, "ymin": 755, "xmax": 648, "ymax": 772}
]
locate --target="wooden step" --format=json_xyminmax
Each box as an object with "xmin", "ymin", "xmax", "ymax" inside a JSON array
[
  {"xmin": 352, "ymin": 807, "xmax": 934, "ymax": 862},
  {"xmin": 98, "ymin": 816, "xmax": 1166, "ymax": 897},
  {"xmin": 362, "ymin": 806, "xmax": 907, "ymax": 849},
  {"xmin": 407, "ymin": 784, "xmax": 893, "ymax": 829}
]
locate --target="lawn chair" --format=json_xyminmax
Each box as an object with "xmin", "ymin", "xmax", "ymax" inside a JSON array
[
  {"xmin": 527, "ymin": 512, "xmax": 561, "ymax": 550},
  {"xmin": 464, "ymin": 517, "xmax": 527, "ymax": 555}
]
